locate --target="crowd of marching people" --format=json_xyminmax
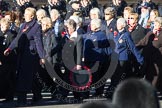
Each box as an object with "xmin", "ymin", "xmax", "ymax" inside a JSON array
[{"xmin": 0, "ymin": 0, "xmax": 162, "ymax": 107}]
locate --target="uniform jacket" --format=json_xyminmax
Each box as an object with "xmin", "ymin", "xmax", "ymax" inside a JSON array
[
  {"xmin": 0, "ymin": 30, "xmax": 17, "ymax": 64},
  {"xmin": 83, "ymin": 30, "xmax": 112, "ymax": 62},
  {"xmin": 114, "ymin": 29, "xmax": 143, "ymax": 64},
  {"xmin": 103, "ymin": 18, "xmax": 117, "ymax": 34}
]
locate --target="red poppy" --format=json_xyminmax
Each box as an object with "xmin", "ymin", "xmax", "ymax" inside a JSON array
[
  {"xmin": 61, "ymin": 31, "xmax": 67, "ymax": 37},
  {"xmin": 114, "ymin": 31, "xmax": 118, "ymax": 36},
  {"xmin": 110, "ymin": 28, "xmax": 113, "ymax": 32}
]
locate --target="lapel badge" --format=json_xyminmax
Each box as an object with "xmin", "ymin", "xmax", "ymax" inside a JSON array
[{"xmin": 119, "ymin": 39, "xmax": 123, "ymax": 43}]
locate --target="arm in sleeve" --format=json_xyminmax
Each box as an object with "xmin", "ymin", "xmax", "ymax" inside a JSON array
[
  {"xmin": 76, "ymin": 36, "xmax": 83, "ymax": 65},
  {"xmin": 34, "ymin": 25, "xmax": 45, "ymax": 59},
  {"xmin": 126, "ymin": 33, "xmax": 144, "ymax": 65}
]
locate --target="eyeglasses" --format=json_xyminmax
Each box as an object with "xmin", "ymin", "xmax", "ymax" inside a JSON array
[
  {"xmin": 128, "ymin": 17, "xmax": 134, "ymax": 19},
  {"xmin": 105, "ymin": 13, "xmax": 111, "ymax": 15}
]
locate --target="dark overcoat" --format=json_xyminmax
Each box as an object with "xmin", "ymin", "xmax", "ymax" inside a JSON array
[
  {"xmin": 0, "ymin": 30, "xmax": 17, "ymax": 98},
  {"xmin": 8, "ymin": 19, "xmax": 45, "ymax": 92}
]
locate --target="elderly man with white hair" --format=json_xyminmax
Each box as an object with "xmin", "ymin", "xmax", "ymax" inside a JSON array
[
  {"xmin": 50, "ymin": 9, "xmax": 64, "ymax": 38},
  {"xmin": 83, "ymin": 18, "xmax": 111, "ymax": 97},
  {"xmin": 105, "ymin": 18, "xmax": 144, "ymax": 99}
]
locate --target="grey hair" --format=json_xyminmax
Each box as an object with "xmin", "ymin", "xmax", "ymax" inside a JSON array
[
  {"xmin": 69, "ymin": 15, "xmax": 82, "ymax": 26},
  {"xmin": 50, "ymin": 9, "xmax": 60, "ymax": 18},
  {"xmin": 41, "ymin": 17, "xmax": 53, "ymax": 29},
  {"xmin": 104, "ymin": 7, "xmax": 116, "ymax": 16},
  {"xmin": 90, "ymin": 8, "xmax": 101, "ymax": 18},
  {"xmin": 91, "ymin": 18, "xmax": 101, "ymax": 29},
  {"xmin": 36, "ymin": 9, "xmax": 47, "ymax": 17}
]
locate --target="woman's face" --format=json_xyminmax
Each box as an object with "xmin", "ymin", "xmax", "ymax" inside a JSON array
[
  {"xmin": 123, "ymin": 10, "xmax": 130, "ymax": 20},
  {"xmin": 90, "ymin": 13, "xmax": 98, "ymax": 20},
  {"xmin": 117, "ymin": 21, "xmax": 124, "ymax": 31},
  {"xmin": 90, "ymin": 23, "xmax": 97, "ymax": 31},
  {"xmin": 67, "ymin": 25, "xmax": 75, "ymax": 35},
  {"xmin": 24, "ymin": 10, "xmax": 34, "ymax": 22},
  {"xmin": 4, "ymin": 15, "xmax": 11, "ymax": 21},
  {"xmin": 154, "ymin": 21, "xmax": 161, "ymax": 30},
  {"xmin": 1, "ymin": 23, "xmax": 9, "ymax": 32},
  {"xmin": 128, "ymin": 15, "xmax": 137, "ymax": 26},
  {"xmin": 150, "ymin": 11, "xmax": 156, "ymax": 22},
  {"xmin": 41, "ymin": 21, "xmax": 49, "ymax": 32},
  {"xmin": 36, "ymin": 13, "xmax": 44, "ymax": 23}
]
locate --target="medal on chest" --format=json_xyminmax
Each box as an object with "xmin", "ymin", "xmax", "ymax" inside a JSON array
[{"xmin": 118, "ymin": 38, "xmax": 123, "ymax": 43}]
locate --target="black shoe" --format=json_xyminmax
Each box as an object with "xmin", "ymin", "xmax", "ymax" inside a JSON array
[
  {"xmin": 33, "ymin": 94, "xmax": 42, "ymax": 102},
  {"xmin": 17, "ymin": 92, "xmax": 27, "ymax": 106},
  {"xmin": 1, "ymin": 98, "xmax": 13, "ymax": 103},
  {"xmin": 30, "ymin": 99, "xmax": 44, "ymax": 106},
  {"xmin": 105, "ymin": 91, "xmax": 113, "ymax": 100},
  {"xmin": 16, "ymin": 101, "xmax": 28, "ymax": 107},
  {"xmin": 92, "ymin": 93, "xmax": 103, "ymax": 98}
]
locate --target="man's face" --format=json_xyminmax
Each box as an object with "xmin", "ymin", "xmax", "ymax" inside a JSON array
[
  {"xmin": 104, "ymin": 12, "xmax": 113, "ymax": 21},
  {"xmin": 24, "ymin": 10, "xmax": 34, "ymax": 22},
  {"xmin": 141, "ymin": 7, "xmax": 149, "ymax": 15}
]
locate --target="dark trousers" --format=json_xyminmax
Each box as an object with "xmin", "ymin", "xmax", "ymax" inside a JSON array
[
  {"xmin": 106, "ymin": 60, "xmax": 130, "ymax": 98},
  {"xmin": 83, "ymin": 57, "xmax": 111, "ymax": 96},
  {"xmin": 17, "ymin": 72, "xmax": 42, "ymax": 103},
  {"xmin": 93, "ymin": 59, "xmax": 110, "ymax": 95}
]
